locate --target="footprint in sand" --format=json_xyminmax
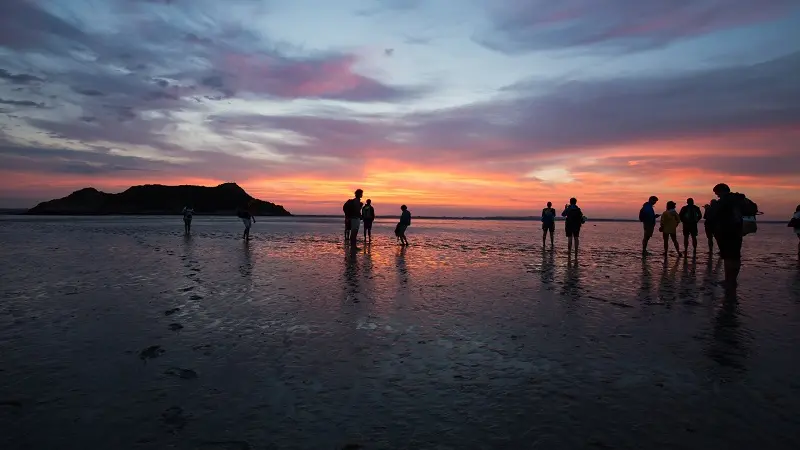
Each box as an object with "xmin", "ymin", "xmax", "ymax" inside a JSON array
[
  {"xmin": 139, "ymin": 345, "xmax": 165, "ymax": 361},
  {"xmin": 179, "ymin": 286, "xmax": 194, "ymax": 292},
  {"xmin": 198, "ymin": 441, "xmax": 252, "ymax": 450},
  {"xmin": 164, "ymin": 367, "xmax": 198, "ymax": 380},
  {"xmin": 165, "ymin": 308, "xmax": 180, "ymax": 316},
  {"xmin": 168, "ymin": 323, "xmax": 184, "ymax": 331},
  {"xmin": 190, "ymin": 295, "xmax": 203, "ymax": 300},
  {"xmin": 161, "ymin": 406, "xmax": 188, "ymax": 431}
]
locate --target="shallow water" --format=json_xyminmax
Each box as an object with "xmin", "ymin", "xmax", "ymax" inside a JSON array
[{"xmin": 1, "ymin": 216, "xmax": 799, "ymax": 449}]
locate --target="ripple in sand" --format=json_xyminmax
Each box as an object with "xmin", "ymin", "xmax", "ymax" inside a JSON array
[
  {"xmin": 139, "ymin": 345, "xmax": 165, "ymax": 361},
  {"xmin": 164, "ymin": 367, "xmax": 198, "ymax": 380},
  {"xmin": 168, "ymin": 323, "xmax": 184, "ymax": 331},
  {"xmin": 164, "ymin": 308, "xmax": 180, "ymax": 316}
]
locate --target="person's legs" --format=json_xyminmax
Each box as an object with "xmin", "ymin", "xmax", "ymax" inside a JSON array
[
  {"xmin": 690, "ymin": 230, "xmax": 697, "ymax": 253},
  {"xmin": 671, "ymin": 233, "xmax": 681, "ymax": 255},
  {"xmin": 643, "ymin": 224, "xmax": 654, "ymax": 254},
  {"xmin": 663, "ymin": 233, "xmax": 669, "ymax": 256},
  {"xmin": 542, "ymin": 226, "xmax": 547, "ymax": 247},
  {"xmin": 350, "ymin": 219, "xmax": 360, "ymax": 247},
  {"xmin": 797, "ymin": 234, "xmax": 800, "ymax": 259},
  {"xmin": 566, "ymin": 231, "xmax": 573, "ymax": 254},
  {"xmin": 574, "ymin": 235, "xmax": 579, "ymax": 254},
  {"xmin": 705, "ymin": 227, "xmax": 714, "ymax": 253},
  {"xmin": 549, "ymin": 226, "xmax": 555, "ymax": 247},
  {"xmin": 718, "ymin": 233, "xmax": 742, "ymax": 288},
  {"xmin": 683, "ymin": 230, "xmax": 689, "ymax": 254}
]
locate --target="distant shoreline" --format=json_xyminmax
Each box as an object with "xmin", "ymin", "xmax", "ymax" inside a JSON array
[{"xmin": 1, "ymin": 212, "xmax": 789, "ymax": 224}]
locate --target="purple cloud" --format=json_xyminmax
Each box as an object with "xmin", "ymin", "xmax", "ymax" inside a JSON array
[{"xmin": 477, "ymin": 0, "xmax": 800, "ymax": 54}]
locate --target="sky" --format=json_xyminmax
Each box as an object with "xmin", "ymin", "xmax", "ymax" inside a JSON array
[{"xmin": 0, "ymin": 0, "xmax": 799, "ymax": 218}]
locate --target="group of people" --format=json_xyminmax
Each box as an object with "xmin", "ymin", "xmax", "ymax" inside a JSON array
[
  {"xmin": 343, "ymin": 189, "xmax": 411, "ymax": 247},
  {"xmin": 541, "ymin": 183, "xmax": 769, "ymax": 290}
]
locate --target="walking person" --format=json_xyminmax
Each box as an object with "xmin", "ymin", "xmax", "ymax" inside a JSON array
[
  {"xmin": 790, "ymin": 205, "xmax": 800, "ymax": 259},
  {"xmin": 182, "ymin": 205, "xmax": 194, "ymax": 234},
  {"xmin": 362, "ymin": 199, "xmax": 376, "ymax": 244},
  {"xmin": 396, "ymin": 205, "xmax": 411, "ymax": 246},
  {"xmin": 703, "ymin": 199, "xmax": 718, "ymax": 254},
  {"xmin": 660, "ymin": 201, "xmax": 682, "ymax": 258},
  {"xmin": 541, "ymin": 202, "xmax": 556, "ymax": 249},
  {"xmin": 705, "ymin": 183, "xmax": 758, "ymax": 289},
  {"xmin": 679, "ymin": 198, "xmax": 702, "ymax": 255},
  {"xmin": 639, "ymin": 196, "xmax": 660, "ymax": 256},
  {"xmin": 343, "ymin": 189, "xmax": 363, "ymax": 247},
  {"xmin": 237, "ymin": 206, "xmax": 255, "ymax": 241},
  {"xmin": 561, "ymin": 198, "xmax": 584, "ymax": 256}
]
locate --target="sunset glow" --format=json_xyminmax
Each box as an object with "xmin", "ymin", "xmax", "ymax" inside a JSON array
[{"xmin": 1, "ymin": 0, "xmax": 798, "ymax": 218}]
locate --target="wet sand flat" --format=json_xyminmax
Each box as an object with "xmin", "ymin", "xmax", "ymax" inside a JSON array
[{"xmin": 1, "ymin": 216, "xmax": 799, "ymax": 449}]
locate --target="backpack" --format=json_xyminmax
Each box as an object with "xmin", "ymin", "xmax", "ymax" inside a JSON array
[
  {"xmin": 728, "ymin": 193, "xmax": 759, "ymax": 236},
  {"xmin": 566, "ymin": 206, "xmax": 583, "ymax": 225},
  {"xmin": 638, "ymin": 207, "xmax": 647, "ymax": 222}
]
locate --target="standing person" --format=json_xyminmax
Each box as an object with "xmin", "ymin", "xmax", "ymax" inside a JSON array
[
  {"xmin": 790, "ymin": 205, "xmax": 800, "ymax": 259},
  {"xmin": 679, "ymin": 198, "xmax": 702, "ymax": 255},
  {"xmin": 639, "ymin": 196, "xmax": 660, "ymax": 256},
  {"xmin": 660, "ymin": 201, "xmax": 682, "ymax": 258},
  {"xmin": 561, "ymin": 198, "xmax": 584, "ymax": 256},
  {"xmin": 703, "ymin": 199, "xmax": 718, "ymax": 253},
  {"xmin": 182, "ymin": 205, "xmax": 194, "ymax": 234},
  {"xmin": 237, "ymin": 206, "xmax": 255, "ymax": 241},
  {"xmin": 541, "ymin": 201, "xmax": 556, "ymax": 249},
  {"xmin": 362, "ymin": 199, "xmax": 376, "ymax": 244},
  {"xmin": 343, "ymin": 189, "xmax": 363, "ymax": 247},
  {"xmin": 706, "ymin": 183, "xmax": 758, "ymax": 289},
  {"xmin": 397, "ymin": 205, "xmax": 411, "ymax": 246}
]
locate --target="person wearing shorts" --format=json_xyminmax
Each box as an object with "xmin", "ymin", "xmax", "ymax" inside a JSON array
[
  {"xmin": 679, "ymin": 198, "xmax": 702, "ymax": 255},
  {"xmin": 703, "ymin": 199, "xmax": 718, "ymax": 253},
  {"xmin": 361, "ymin": 199, "xmax": 375, "ymax": 244},
  {"xmin": 541, "ymin": 202, "xmax": 556, "ymax": 249},
  {"xmin": 343, "ymin": 189, "xmax": 363, "ymax": 247},
  {"xmin": 708, "ymin": 183, "xmax": 742, "ymax": 288},
  {"xmin": 561, "ymin": 198, "xmax": 584, "ymax": 255},
  {"xmin": 182, "ymin": 206, "xmax": 194, "ymax": 234}
]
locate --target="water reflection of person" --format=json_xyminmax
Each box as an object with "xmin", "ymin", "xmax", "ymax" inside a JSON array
[
  {"xmin": 638, "ymin": 258, "xmax": 653, "ymax": 301},
  {"xmin": 343, "ymin": 249, "xmax": 361, "ymax": 302},
  {"xmin": 539, "ymin": 246, "xmax": 556, "ymax": 285},
  {"xmin": 707, "ymin": 293, "xmax": 750, "ymax": 372},
  {"xmin": 657, "ymin": 257, "xmax": 681, "ymax": 303},
  {"xmin": 678, "ymin": 253, "xmax": 699, "ymax": 303},
  {"xmin": 560, "ymin": 257, "xmax": 581, "ymax": 299},
  {"xmin": 239, "ymin": 238, "xmax": 253, "ymax": 279},
  {"xmin": 396, "ymin": 245, "xmax": 408, "ymax": 284}
]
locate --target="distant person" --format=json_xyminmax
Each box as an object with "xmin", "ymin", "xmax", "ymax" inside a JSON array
[
  {"xmin": 237, "ymin": 206, "xmax": 255, "ymax": 241},
  {"xmin": 396, "ymin": 205, "xmax": 411, "ymax": 246},
  {"xmin": 679, "ymin": 198, "xmax": 702, "ymax": 255},
  {"xmin": 705, "ymin": 183, "xmax": 759, "ymax": 289},
  {"xmin": 790, "ymin": 204, "xmax": 800, "ymax": 258},
  {"xmin": 639, "ymin": 196, "xmax": 660, "ymax": 256},
  {"xmin": 541, "ymin": 201, "xmax": 556, "ymax": 249},
  {"xmin": 561, "ymin": 198, "xmax": 584, "ymax": 255},
  {"xmin": 703, "ymin": 199, "xmax": 718, "ymax": 253},
  {"xmin": 660, "ymin": 201, "xmax": 682, "ymax": 258},
  {"xmin": 182, "ymin": 206, "xmax": 194, "ymax": 234},
  {"xmin": 343, "ymin": 189, "xmax": 364, "ymax": 247},
  {"xmin": 362, "ymin": 199, "xmax": 376, "ymax": 244}
]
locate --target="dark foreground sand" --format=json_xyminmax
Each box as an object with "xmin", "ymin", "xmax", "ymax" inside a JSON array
[{"xmin": 1, "ymin": 217, "xmax": 799, "ymax": 449}]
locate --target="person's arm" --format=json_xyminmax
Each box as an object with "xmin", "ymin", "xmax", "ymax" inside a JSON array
[{"xmin": 561, "ymin": 206, "xmax": 569, "ymax": 217}]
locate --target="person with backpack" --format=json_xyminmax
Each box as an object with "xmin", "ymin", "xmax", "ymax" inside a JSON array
[
  {"xmin": 639, "ymin": 196, "xmax": 660, "ymax": 256},
  {"xmin": 706, "ymin": 183, "xmax": 758, "ymax": 289},
  {"xmin": 396, "ymin": 205, "xmax": 411, "ymax": 246},
  {"xmin": 361, "ymin": 199, "xmax": 376, "ymax": 244},
  {"xmin": 561, "ymin": 198, "xmax": 584, "ymax": 256},
  {"xmin": 343, "ymin": 189, "xmax": 364, "ymax": 247},
  {"xmin": 541, "ymin": 201, "xmax": 557, "ymax": 250},
  {"xmin": 679, "ymin": 198, "xmax": 703, "ymax": 255},
  {"xmin": 660, "ymin": 201, "xmax": 682, "ymax": 258},
  {"xmin": 789, "ymin": 204, "xmax": 800, "ymax": 259}
]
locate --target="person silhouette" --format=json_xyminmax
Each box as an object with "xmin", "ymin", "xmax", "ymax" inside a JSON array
[{"xmin": 541, "ymin": 201, "xmax": 556, "ymax": 249}]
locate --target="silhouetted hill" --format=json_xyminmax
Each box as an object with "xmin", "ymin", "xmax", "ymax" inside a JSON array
[{"xmin": 26, "ymin": 183, "xmax": 291, "ymax": 216}]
